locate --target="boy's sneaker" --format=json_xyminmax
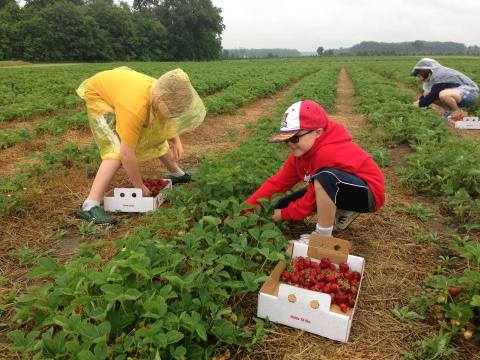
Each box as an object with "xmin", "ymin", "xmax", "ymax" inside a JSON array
[
  {"xmin": 166, "ymin": 172, "xmax": 192, "ymax": 185},
  {"xmin": 75, "ymin": 205, "xmax": 117, "ymax": 225},
  {"xmin": 333, "ymin": 210, "xmax": 360, "ymax": 231}
]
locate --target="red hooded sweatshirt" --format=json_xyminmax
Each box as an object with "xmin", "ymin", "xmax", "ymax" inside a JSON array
[{"xmin": 245, "ymin": 120, "xmax": 385, "ymax": 221}]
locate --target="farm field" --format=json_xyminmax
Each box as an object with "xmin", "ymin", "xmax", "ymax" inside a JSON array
[{"xmin": 1, "ymin": 56, "xmax": 479, "ymax": 359}]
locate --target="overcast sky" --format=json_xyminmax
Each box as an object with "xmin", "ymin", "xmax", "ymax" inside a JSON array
[{"xmin": 211, "ymin": 0, "xmax": 480, "ymax": 51}]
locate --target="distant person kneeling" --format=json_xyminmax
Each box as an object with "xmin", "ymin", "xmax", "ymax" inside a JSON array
[
  {"xmin": 243, "ymin": 100, "xmax": 385, "ymax": 236},
  {"xmin": 411, "ymin": 58, "xmax": 479, "ymax": 121},
  {"xmin": 75, "ymin": 67, "xmax": 206, "ymax": 225}
]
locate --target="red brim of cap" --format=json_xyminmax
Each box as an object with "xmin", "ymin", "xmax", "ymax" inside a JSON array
[{"xmin": 268, "ymin": 130, "xmax": 298, "ymax": 143}]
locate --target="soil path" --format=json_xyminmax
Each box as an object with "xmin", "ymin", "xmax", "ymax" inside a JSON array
[{"xmin": 245, "ymin": 67, "xmax": 478, "ymax": 359}]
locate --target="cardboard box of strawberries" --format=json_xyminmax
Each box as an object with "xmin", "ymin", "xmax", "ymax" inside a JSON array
[
  {"xmin": 104, "ymin": 178, "xmax": 172, "ymax": 213},
  {"xmin": 257, "ymin": 232, "xmax": 365, "ymax": 342}
]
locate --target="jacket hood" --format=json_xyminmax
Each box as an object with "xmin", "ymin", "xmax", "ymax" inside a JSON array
[
  {"xmin": 411, "ymin": 58, "xmax": 441, "ymax": 76},
  {"xmin": 411, "ymin": 58, "xmax": 478, "ymax": 91}
]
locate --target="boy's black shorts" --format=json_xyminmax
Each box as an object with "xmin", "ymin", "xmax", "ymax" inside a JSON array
[{"xmin": 274, "ymin": 168, "xmax": 375, "ymax": 213}]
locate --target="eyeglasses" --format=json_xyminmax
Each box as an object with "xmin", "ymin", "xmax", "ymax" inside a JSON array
[{"xmin": 285, "ymin": 130, "xmax": 314, "ymax": 144}]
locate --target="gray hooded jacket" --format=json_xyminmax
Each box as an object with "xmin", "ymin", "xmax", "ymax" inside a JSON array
[
  {"xmin": 412, "ymin": 58, "xmax": 478, "ymax": 92},
  {"xmin": 411, "ymin": 58, "xmax": 478, "ymax": 107}
]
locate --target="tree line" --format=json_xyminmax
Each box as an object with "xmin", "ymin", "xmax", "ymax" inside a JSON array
[
  {"xmin": 319, "ymin": 41, "xmax": 480, "ymax": 56},
  {"xmin": 0, "ymin": 0, "xmax": 225, "ymax": 62}
]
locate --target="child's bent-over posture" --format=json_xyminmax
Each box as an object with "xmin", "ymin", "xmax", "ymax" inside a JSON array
[
  {"xmin": 244, "ymin": 100, "xmax": 385, "ymax": 236},
  {"xmin": 75, "ymin": 67, "xmax": 206, "ymax": 225}
]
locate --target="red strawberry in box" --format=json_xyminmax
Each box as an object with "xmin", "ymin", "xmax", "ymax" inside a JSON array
[
  {"xmin": 120, "ymin": 178, "xmax": 171, "ymax": 196},
  {"xmin": 281, "ymin": 256, "xmax": 362, "ymax": 312}
]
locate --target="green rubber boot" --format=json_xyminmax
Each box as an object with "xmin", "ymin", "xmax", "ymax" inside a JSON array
[{"xmin": 75, "ymin": 205, "xmax": 117, "ymax": 225}]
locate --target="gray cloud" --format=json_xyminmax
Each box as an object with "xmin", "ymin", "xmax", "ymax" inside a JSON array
[{"xmin": 212, "ymin": 0, "xmax": 480, "ymax": 51}]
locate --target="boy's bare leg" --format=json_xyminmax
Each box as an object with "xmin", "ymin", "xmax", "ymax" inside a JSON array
[
  {"xmin": 433, "ymin": 99, "xmax": 448, "ymax": 112},
  {"xmin": 438, "ymin": 89, "xmax": 462, "ymax": 111},
  {"xmin": 159, "ymin": 149, "xmax": 181, "ymax": 173},
  {"xmin": 87, "ymin": 159, "xmax": 121, "ymax": 202},
  {"xmin": 314, "ymin": 180, "xmax": 336, "ymax": 227}
]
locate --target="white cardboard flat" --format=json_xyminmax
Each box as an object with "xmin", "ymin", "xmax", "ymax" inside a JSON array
[
  {"xmin": 447, "ymin": 116, "xmax": 480, "ymax": 129},
  {"xmin": 257, "ymin": 233, "xmax": 365, "ymax": 342},
  {"xmin": 104, "ymin": 179, "xmax": 172, "ymax": 213}
]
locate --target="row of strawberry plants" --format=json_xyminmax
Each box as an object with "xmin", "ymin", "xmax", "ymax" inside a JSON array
[
  {"xmin": 0, "ymin": 110, "xmax": 88, "ymax": 149},
  {"xmin": 347, "ymin": 64, "xmax": 480, "ymax": 357},
  {"xmin": 0, "ymin": 58, "xmax": 335, "ymax": 149},
  {"xmin": 1, "ymin": 61, "xmax": 248, "ymax": 122},
  {"xmin": 203, "ymin": 59, "xmax": 334, "ymax": 114},
  {"xmin": 1, "ymin": 58, "xmax": 335, "ymax": 122},
  {"xmin": 0, "ymin": 142, "xmax": 100, "ymax": 214},
  {"xmin": 348, "ymin": 64, "xmax": 480, "ymax": 225},
  {"xmin": 5, "ymin": 65, "xmax": 339, "ymax": 359}
]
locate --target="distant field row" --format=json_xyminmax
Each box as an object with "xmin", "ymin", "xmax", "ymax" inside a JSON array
[{"xmin": 1, "ymin": 58, "xmax": 338, "ymax": 122}]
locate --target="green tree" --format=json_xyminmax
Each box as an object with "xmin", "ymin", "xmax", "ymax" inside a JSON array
[
  {"xmin": 0, "ymin": 1, "xmax": 21, "ymax": 59},
  {"xmin": 316, "ymin": 46, "xmax": 324, "ymax": 56},
  {"xmin": 157, "ymin": 0, "xmax": 224, "ymax": 60},
  {"xmin": 132, "ymin": 12, "xmax": 168, "ymax": 60},
  {"xmin": 20, "ymin": 1, "xmax": 109, "ymax": 61},
  {"xmin": 85, "ymin": 0, "xmax": 137, "ymax": 61}
]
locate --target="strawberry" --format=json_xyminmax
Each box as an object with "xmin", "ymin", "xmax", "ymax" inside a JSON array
[
  {"xmin": 343, "ymin": 272, "xmax": 353, "ymax": 281},
  {"xmin": 291, "ymin": 274, "xmax": 300, "ymax": 284},
  {"xmin": 339, "ymin": 263, "xmax": 349, "ymax": 273},
  {"xmin": 320, "ymin": 257, "xmax": 332, "ymax": 269},
  {"xmin": 340, "ymin": 303, "xmax": 348, "ymax": 313},
  {"xmin": 281, "ymin": 271, "xmax": 290, "ymax": 281},
  {"xmin": 325, "ymin": 274, "xmax": 336, "ymax": 284},
  {"xmin": 348, "ymin": 299, "xmax": 355, "ymax": 308},
  {"xmin": 329, "ymin": 283, "xmax": 338, "ymax": 293},
  {"xmin": 448, "ymin": 287, "xmax": 460, "ymax": 297},
  {"xmin": 353, "ymin": 271, "xmax": 361, "ymax": 281},
  {"xmin": 335, "ymin": 294, "xmax": 349, "ymax": 304},
  {"xmin": 74, "ymin": 305, "xmax": 81, "ymax": 314}
]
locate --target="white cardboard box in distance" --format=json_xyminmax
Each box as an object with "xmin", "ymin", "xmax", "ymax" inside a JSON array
[
  {"xmin": 447, "ymin": 116, "xmax": 480, "ymax": 129},
  {"xmin": 257, "ymin": 232, "xmax": 365, "ymax": 343},
  {"xmin": 104, "ymin": 179, "xmax": 172, "ymax": 213}
]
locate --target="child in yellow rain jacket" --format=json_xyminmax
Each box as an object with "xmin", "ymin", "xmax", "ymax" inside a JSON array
[{"xmin": 75, "ymin": 67, "xmax": 206, "ymax": 225}]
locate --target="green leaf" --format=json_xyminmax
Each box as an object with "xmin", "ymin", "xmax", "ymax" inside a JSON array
[
  {"xmin": 470, "ymin": 295, "xmax": 480, "ymax": 307},
  {"xmin": 170, "ymin": 345, "xmax": 187, "ymax": 360},
  {"xmin": 78, "ymin": 350, "xmax": 96, "ymax": 360},
  {"xmin": 143, "ymin": 297, "xmax": 168, "ymax": 319},
  {"xmin": 100, "ymin": 284, "xmax": 123, "ymax": 298},
  {"xmin": 191, "ymin": 311, "xmax": 207, "ymax": 341},
  {"xmin": 218, "ymin": 254, "xmax": 246, "ymax": 270},
  {"xmin": 211, "ymin": 319, "xmax": 235, "ymax": 344},
  {"xmin": 165, "ymin": 330, "xmax": 184, "ymax": 345}
]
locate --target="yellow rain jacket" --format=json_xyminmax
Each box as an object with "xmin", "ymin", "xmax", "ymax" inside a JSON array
[{"xmin": 76, "ymin": 67, "xmax": 206, "ymax": 161}]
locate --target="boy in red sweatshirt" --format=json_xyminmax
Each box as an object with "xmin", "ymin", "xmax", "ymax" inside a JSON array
[{"xmin": 245, "ymin": 100, "xmax": 385, "ymax": 236}]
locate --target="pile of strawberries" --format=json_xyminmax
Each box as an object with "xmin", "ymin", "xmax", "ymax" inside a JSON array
[
  {"xmin": 121, "ymin": 179, "xmax": 170, "ymax": 196},
  {"xmin": 281, "ymin": 256, "xmax": 361, "ymax": 313}
]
